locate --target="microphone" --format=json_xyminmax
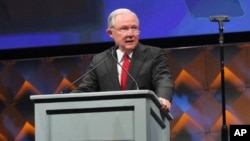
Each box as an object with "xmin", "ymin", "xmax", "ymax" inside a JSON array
[
  {"xmin": 60, "ymin": 56, "xmax": 109, "ymax": 93},
  {"xmin": 111, "ymin": 47, "xmax": 139, "ymax": 90}
]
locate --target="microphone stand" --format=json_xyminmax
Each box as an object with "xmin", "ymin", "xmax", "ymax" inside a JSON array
[{"xmin": 210, "ymin": 15, "xmax": 230, "ymax": 141}]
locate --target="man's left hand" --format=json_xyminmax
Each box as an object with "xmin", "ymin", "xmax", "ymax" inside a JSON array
[{"xmin": 158, "ymin": 97, "xmax": 171, "ymax": 112}]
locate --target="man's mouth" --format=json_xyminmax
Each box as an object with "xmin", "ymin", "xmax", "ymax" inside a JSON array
[{"xmin": 125, "ymin": 40, "xmax": 134, "ymax": 43}]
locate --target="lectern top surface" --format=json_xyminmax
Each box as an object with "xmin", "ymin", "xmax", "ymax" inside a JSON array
[{"xmin": 30, "ymin": 90, "xmax": 155, "ymax": 100}]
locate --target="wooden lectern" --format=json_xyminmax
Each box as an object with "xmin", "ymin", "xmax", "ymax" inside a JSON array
[{"xmin": 30, "ymin": 90, "xmax": 173, "ymax": 141}]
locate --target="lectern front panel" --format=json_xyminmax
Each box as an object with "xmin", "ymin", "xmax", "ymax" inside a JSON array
[{"xmin": 47, "ymin": 107, "xmax": 134, "ymax": 141}]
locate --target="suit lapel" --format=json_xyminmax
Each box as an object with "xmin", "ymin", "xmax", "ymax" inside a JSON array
[
  {"xmin": 126, "ymin": 44, "xmax": 146, "ymax": 89},
  {"xmin": 104, "ymin": 50, "xmax": 121, "ymax": 90}
]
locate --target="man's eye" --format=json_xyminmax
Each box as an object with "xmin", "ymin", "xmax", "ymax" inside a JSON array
[
  {"xmin": 119, "ymin": 28, "xmax": 128, "ymax": 32},
  {"xmin": 132, "ymin": 27, "xmax": 138, "ymax": 30}
]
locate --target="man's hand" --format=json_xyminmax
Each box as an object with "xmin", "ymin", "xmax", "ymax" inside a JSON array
[{"xmin": 158, "ymin": 97, "xmax": 171, "ymax": 112}]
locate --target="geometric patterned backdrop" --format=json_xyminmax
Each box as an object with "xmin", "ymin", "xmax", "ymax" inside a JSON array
[{"xmin": 0, "ymin": 42, "xmax": 250, "ymax": 141}]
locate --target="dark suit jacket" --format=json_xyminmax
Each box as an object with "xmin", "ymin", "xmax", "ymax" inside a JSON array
[{"xmin": 72, "ymin": 43, "xmax": 174, "ymax": 102}]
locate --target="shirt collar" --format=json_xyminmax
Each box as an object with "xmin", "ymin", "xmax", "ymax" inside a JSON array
[{"xmin": 116, "ymin": 49, "xmax": 133, "ymax": 63}]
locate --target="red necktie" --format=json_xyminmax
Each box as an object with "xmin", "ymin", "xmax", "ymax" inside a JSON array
[{"xmin": 120, "ymin": 53, "xmax": 130, "ymax": 90}]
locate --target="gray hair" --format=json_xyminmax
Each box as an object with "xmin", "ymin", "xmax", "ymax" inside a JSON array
[{"xmin": 107, "ymin": 8, "xmax": 139, "ymax": 28}]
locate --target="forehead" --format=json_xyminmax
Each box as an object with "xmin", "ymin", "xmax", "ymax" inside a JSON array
[{"xmin": 114, "ymin": 13, "xmax": 139, "ymax": 27}]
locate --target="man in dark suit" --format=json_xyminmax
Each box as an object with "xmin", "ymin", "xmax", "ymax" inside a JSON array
[{"xmin": 72, "ymin": 8, "xmax": 174, "ymax": 112}]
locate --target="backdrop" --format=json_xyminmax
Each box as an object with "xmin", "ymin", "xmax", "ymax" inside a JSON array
[{"xmin": 0, "ymin": 42, "xmax": 250, "ymax": 141}]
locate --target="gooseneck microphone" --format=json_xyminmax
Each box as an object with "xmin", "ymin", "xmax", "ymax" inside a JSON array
[
  {"xmin": 111, "ymin": 47, "xmax": 139, "ymax": 90},
  {"xmin": 60, "ymin": 56, "xmax": 109, "ymax": 93}
]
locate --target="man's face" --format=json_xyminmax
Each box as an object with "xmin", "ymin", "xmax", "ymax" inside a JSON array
[{"xmin": 107, "ymin": 13, "xmax": 140, "ymax": 53}]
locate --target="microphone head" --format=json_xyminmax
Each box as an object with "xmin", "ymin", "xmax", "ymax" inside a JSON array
[{"xmin": 112, "ymin": 46, "xmax": 118, "ymax": 51}]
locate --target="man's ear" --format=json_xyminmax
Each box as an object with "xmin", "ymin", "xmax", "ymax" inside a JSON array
[{"xmin": 106, "ymin": 28, "xmax": 113, "ymax": 38}]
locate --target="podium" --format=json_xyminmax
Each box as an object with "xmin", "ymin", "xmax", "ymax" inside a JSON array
[{"xmin": 30, "ymin": 90, "xmax": 173, "ymax": 141}]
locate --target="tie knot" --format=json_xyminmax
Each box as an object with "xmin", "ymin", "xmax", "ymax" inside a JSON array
[{"xmin": 123, "ymin": 53, "xmax": 129, "ymax": 61}]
